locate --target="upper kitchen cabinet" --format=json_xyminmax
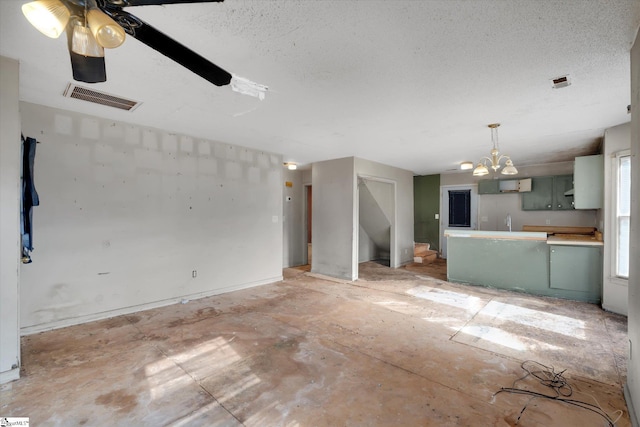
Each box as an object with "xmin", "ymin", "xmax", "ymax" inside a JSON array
[
  {"xmin": 522, "ymin": 176, "xmax": 554, "ymax": 210},
  {"xmin": 522, "ymin": 175, "xmax": 574, "ymax": 210},
  {"xmin": 574, "ymin": 154, "xmax": 604, "ymax": 209},
  {"xmin": 478, "ymin": 179, "xmax": 500, "ymax": 194},
  {"xmin": 553, "ymin": 175, "xmax": 575, "ymax": 210},
  {"xmin": 478, "ymin": 178, "xmax": 532, "ymax": 194}
]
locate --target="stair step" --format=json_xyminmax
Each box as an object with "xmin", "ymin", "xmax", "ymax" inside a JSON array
[
  {"xmin": 414, "ymin": 243, "xmax": 430, "ymax": 257},
  {"xmin": 413, "ymin": 249, "xmax": 438, "ymax": 264}
]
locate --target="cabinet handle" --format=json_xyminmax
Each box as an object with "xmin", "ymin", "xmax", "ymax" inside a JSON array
[
  {"xmin": 558, "ymin": 204, "xmax": 562, "ymax": 208},
  {"xmin": 547, "ymin": 204, "xmax": 552, "ymax": 208}
]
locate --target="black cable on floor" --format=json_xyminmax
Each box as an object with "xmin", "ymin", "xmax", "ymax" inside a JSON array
[{"xmin": 493, "ymin": 360, "xmax": 619, "ymax": 426}]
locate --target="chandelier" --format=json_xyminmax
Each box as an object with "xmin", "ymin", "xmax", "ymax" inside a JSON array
[{"xmin": 472, "ymin": 123, "xmax": 518, "ymax": 176}]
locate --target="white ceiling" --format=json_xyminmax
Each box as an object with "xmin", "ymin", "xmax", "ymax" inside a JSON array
[{"xmin": 2, "ymin": 0, "xmax": 639, "ymax": 175}]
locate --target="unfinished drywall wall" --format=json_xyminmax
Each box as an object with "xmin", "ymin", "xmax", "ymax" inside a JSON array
[
  {"xmin": 442, "ymin": 162, "xmax": 598, "ymax": 232},
  {"xmin": 19, "ymin": 102, "xmax": 283, "ymax": 333},
  {"xmin": 627, "ymin": 26, "xmax": 640, "ymax": 427},
  {"xmin": 312, "ymin": 157, "xmax": 355, "ymax": 280},
  {"xmin": 355, "ymin": 158, "xmax": 414, "ymax": 268},
  {"xmin": 0, "ymin": 56, "xmax": 21, "ymax": 383},
  {"xmin": 602, "ymin": 123, "xmax": 630, "ymax": 315},
  {"xmin": 283, "ymin": 169, "xmax": 305, "ymax": 268},
  {"xmin": 414, "ymin": 174, "xmax": 440, "ymax": 251}
]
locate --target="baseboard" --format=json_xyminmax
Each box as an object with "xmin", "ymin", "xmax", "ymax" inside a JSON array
[
  {"xmin": 626, "ymin": 383, "xmax": 639, "ymax": 427},
  {"xmin": 21, "ymin": 275, "xmax": 283, "ymax": 336},
  {"xmin": 0, "ymin": 368, "xmax": 20, "ymax": 385},
  {"xmin": 306, "ymin": 272, "xmax": 353, "ymax": 284}
]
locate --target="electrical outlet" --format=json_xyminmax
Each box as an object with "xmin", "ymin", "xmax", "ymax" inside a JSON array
[
  {"xmin": 545, "ymin": 219, "xmax": 551, "ymax": 225},
  {"xmin": 192, "ymin": 270, "xmax": 197, "ymax": 278}
]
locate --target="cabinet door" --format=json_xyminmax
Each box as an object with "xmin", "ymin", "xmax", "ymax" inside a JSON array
[
  {"xmin": 574, "ymin": 154, "xmax": 604, "ymax": 209},
  {"xmin": 478, "ymin": 179, "xmax": 500, "ymax": 194},
  {"xmin": 522, "ymin": 176, "xmax": 554, "ymax": 210},
  {"xmin": 553, "ymin": 175, "xmax": 575, "ymax": 210},
  {"xmin": 549, "ymin": 246, "xmax": 602, "ymax": 295}
]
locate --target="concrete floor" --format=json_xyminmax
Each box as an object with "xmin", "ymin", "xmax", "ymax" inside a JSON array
[{"xmin": 1, "ymin": 262, "xmax": 630, "ymax": 426}]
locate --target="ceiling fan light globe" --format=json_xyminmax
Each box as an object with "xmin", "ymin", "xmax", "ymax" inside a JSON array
[
  {"xmin": 22, "ymin": 0, "xmax": 70, "ymax": 39},
  {"xmin": 87, "ymin": 9, "xmax": 125, "ymax": 49},
  {"xmin": 72, "ymin": 23, "xmax": 104, "ymax": 58}
]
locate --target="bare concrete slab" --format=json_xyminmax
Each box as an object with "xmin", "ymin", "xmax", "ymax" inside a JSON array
[{"xmin": 1, "ymin": 264, "xmax": 630, "ymax": 426}]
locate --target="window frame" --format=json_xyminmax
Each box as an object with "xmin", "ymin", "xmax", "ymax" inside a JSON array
[{"xmin": 612, "ymin": 150, "xmax": 631, "ymax": 280}]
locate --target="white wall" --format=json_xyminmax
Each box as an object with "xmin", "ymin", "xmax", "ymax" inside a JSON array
[
  {"xmin": 0, "ymin": 56, "xmax": 21, "ymax": 383},
  {"xmin": 311, "ymin": 157, "xmax": 414, "ymax": 280},
  {"xmin": 19, "ymin": 102, "xmax": 283, "ymax": 333},
  {"xmin": 312, "ymin": 157, "xmax": 355, "ymax": 280},
  {"xmin": 442, "ymin": 161, "xmax": 598, "ymax": 233},
  {"xmin": 626, "ymin": 26, "xmax": 640, "ymax": 427},
  {"xmin": 602, "ymin": 123, "xmax": 631, "ymax": 315},
  {"xmin": 358, "ymin": 225, "xmax": 377, "ymax": 262},
  {"xmin": 283, "ymin": 169, "xmax": 305, "ymax": 268},
  {"xmin": 355, "ymin": 158, "xmax": 414, "ymax": 268}
]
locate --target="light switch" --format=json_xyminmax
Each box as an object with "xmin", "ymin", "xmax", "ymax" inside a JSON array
[
  {"xmin": 434, "ymin": 213, "xmax": 439, "ymax": 219},
  {"xmin": 272, "ymin": 216, "xmax": 278, "ymax": 223}
]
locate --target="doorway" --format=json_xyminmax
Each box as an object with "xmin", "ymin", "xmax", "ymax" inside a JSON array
[
  {"xmin": 439, "ymin": 184, "xmax": 478, "ymax": 259},
  {"xmin": 356, "ymin": 176, "xmax": 396, "ymax": 277},
  {"xmin": 305, "ymin": 185, "xmax": 312, "ymax": 266}
]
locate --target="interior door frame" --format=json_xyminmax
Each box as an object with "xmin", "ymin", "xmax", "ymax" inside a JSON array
[
  {"xmin": 303, "ymin": 183, "xmax": 312, "ymax": 266},
  {"xmin": 354, "ymin": 174, "xmax": 397, "ymax": 280},
  {"xmin": 439, "ymin": 184, "xmax": 478, "ymax": 259}
]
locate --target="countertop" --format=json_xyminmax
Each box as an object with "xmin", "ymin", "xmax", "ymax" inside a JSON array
[
  {"xmin": 546, "ymin": 234, "xmax": 604, "ymax": 246},
  {"xmin": 444, "ymin": 229, "xmax": 603, "ymax": 246},
  {"xmin": 444, "ymin": 229, "xmax": 547, "ymax": 241}
]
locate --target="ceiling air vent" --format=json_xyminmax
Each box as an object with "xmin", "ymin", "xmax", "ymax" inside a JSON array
[
  {"xmin": 63, "ymin": 83, "xmax": 141, "ymax": 111},
  {"xmin": 550, "ymin": 75, "xmax": 571, "ymax": 89}
]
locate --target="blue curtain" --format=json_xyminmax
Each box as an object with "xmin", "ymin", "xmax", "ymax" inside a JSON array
[{"xmin": 21, "ymin": 135, "xmax": 39, "ymax": 263}]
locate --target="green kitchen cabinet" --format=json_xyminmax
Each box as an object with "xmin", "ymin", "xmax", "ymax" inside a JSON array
[
  {"xmin": 478, "ymin": 179, "xmax": 500, "ymax": 194},
  {"xmin": 553, "ymin": 175, "xmax": 575, "ymax": 210},
  {"xmin": 574, "ymin": 154, "xmax": 604, "ymax": 209},
  {"xmin": 522, "ymin": 176, "xmax": 554, "ymax": 210},
  {"xmin": 549, "ymin": 245, "xmax": 602, "ymax": 298},
  {"xmin": 522, "ymin": 175, "xmax": 574, "ymax": 211}
]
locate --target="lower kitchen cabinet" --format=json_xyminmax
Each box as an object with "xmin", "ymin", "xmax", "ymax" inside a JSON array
[{"xmin": 549, "ymin": 245, "xmax": 602, "ymax": 297}]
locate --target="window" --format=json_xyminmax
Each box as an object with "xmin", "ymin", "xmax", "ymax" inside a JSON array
[
  {"xmin": 448, "ymin": 190, "xmax": 471, "ymax": 227},
  {"xmin": 615, "ymin": 154, "xmax": 630, "ymax": 278}
]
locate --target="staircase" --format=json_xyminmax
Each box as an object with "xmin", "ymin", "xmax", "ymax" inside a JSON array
[{"xmin": 413, "ymin": 243, "xmax": 438, "ymax": 264}]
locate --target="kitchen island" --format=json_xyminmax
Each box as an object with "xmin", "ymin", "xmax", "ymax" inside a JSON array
[{"xmin": 445, "ymin": 228, "xmax": 603, "ymax": 303}]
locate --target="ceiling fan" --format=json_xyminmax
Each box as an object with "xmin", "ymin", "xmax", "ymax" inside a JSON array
[{"xmin": 22, "ymin": 0, "xmax": 267, "ymax": 97}]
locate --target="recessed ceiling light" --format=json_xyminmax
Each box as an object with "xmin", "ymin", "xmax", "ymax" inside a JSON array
[{"xmin": 284, "ymin": 162, "xmax": 297, "ymax": 170}]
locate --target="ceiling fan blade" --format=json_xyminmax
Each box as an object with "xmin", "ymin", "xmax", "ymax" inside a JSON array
[
  {"xmin": 64, "ymin": 21, "xmax": 107, "ymax": 83},
  {"xmin": 103, "ymin": 0, "xmax": 223, "ymax": 8},
  {"xmin": 108, "ymin": 9, "xmax": 231, "ymax": 86},
  {"xmin": 70, "ymin": 52, "xmax": 107, "ymax": 83}
]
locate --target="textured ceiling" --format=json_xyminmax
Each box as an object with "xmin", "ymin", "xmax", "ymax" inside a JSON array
[{"xmin": 1, "ymin": 0, "xmax": 639, "ymax": 175}]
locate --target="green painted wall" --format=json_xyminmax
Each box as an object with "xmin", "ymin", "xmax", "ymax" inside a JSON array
[{"xmin": 414, "ymin": 174, "xmax": 440, "ymax": 250}]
